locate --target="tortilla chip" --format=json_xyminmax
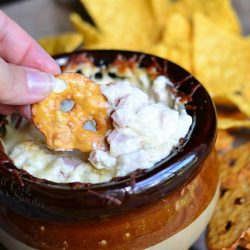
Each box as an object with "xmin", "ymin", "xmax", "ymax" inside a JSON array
[
  {"xmin": 218, "ymin": 117, "xmax": 250, "ymax": 130},
  {"xmin": 213, "ymin": 96, "xmax": 235, "ymax": 107},
  {"xmin": 193, "ymin": 13, "xmax": 250, "ymax": 116},
  {"xmin": 217, "ymin": 106, "xmax": 250, "ymax": 130},
  {"xmin": 38, "ymin": 33, "xmax": 83, "ymax": 56},
  {"xmin": 162, "ymin": 13, "xmax": 191, "ymax": 71},
  {"xmin": 162, "ymin": 13, "xmax": 191, "ymax": 44},
  {"xmin": 227, "ymin": 91, "xmax": 250, "ymax": 118},
  {"xmin": 184, "ymin": 0, "xmax": 241, "ymax": 34},
  {"xmin": 146, "ymin": 45, "xmax": 191, "ymax": 72},
  {"xmin": 207, "ymin": 143, "xmax": 250, "ymax": 250},
  {"xmin": 151, "ymin": 0, "xmax": 241, "ymax": 35},
  {"xmin": 150, "ymin": 0, "xmax": 184, "ymax": 30},
  {"xmin": 80, "ymin": 0, "xmax": 159, "ymax": 50},
  {"xmin": 215, "ymin": 130, "xmax": 234, "ymax": 155},
  {"xmin": 69, "ymin": 13, "xmax": 100, "ymax": 45},
  {"xmin": 146, "ymin": 13, "xmax": 191, "ymax": 71},
  {"xmin": 150, "ymin": 0, "xmax": 240, "ymax": 72},
  {"xmin": 146, "ymin": 44, "xmax": 168, "ymax": 59}
]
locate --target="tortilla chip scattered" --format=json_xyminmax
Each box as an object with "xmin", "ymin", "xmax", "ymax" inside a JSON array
[
  {"xmin": 218, "ymin": 118, "xmax": 250, "ymax": 130},
  {"xmin": 193, "ymin": 13, "xmax": 250, "ymax": 116},
  {"xmin": 183, "ymin": 0, "xmax": 241, "ymax": 34},
  {"xmin": 150, "ymin": 0, "xmax": 185, "ymax": 31},
  {"xmin": 217, "ymin": 102, "xmax": 250, "ymax": 130},
  {"xmin": 69, "ymin": 13, "xmax": 100, "ymax": 45},
  {"xmin": 207, "ymin": 143, "xmax": 250, "ymax": 250},
  {"xmin": 146, "ymin": 13, "xmax": 191, "ymax": 71},
  {"xmin": 161, "ymin": 13, "xmax": 191, "ymax": 71},
  {"xmin": 215, "ymin": 130, "xmax": 234, "ymax": 155},
  {"xmin": 213, "ymin": 96, "xmax": 235, "ymax": 107},
  {"xmin": 80, "ymin": 0, "xmax": 159, "ymax": 50},
  {"xmin": 151, "ymin": 0, "xmax": 241, "ymax": 35},
  {"xmin": 38, "ymin": 33, "xmax": 83, "ymax": 56},
  {"xmin": 227, "ymin": 90, "xmax": 250, "ymax": 118},
  {"xmin": 67, "ymin": 0, "xmax": 241, "ymax": 77}
]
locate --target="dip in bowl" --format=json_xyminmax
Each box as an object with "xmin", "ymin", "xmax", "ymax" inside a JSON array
[{"xmin": 0, "ymin": 50, "xmax": 218, "ymax": 250}]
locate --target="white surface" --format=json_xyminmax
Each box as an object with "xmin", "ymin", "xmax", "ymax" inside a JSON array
[{"xmin": 0, "ymin": 227, "xmax": 35, "ymax": 250}]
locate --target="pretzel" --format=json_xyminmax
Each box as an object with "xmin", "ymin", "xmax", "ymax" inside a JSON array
[{"xmin": 32, "ymin": 73, "xmax": 111, "ymax": 152}]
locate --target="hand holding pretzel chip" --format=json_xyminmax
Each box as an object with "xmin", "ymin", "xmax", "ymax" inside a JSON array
[
  {"xmin": 32, "ymin": 73, "xmax": 111, "ymax": 152},
  {"xmin": 0, "ymin": 11, "xmax": 60, "ymax": 117}
]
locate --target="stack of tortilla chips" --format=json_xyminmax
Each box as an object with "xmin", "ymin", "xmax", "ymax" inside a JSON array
[{"xmin": 38, "ymin": 1, "xmax": 250, "ymax": 249}]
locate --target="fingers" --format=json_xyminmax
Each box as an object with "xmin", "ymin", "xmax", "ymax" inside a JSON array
[
  {"xmin": 0, "ymin": 104, "xmax": 31, "ymax": 120},
  {"xmin": 0, "ymin": 58, "xmax": 56, "ymax": 105},
  {"xmin": 17, "ymin": 105, "xmax": 31, "ymax": 121},
  {"xmin": 0, "ymin": 11, "xmax": 60, "ymax": 119},
  {"xmin": 0, "ymin": 104, "xmax": 15, "ymax": 115},
  {"xmin": 0, "ymin": 10, "xmax": 60, "ymax": 74}
]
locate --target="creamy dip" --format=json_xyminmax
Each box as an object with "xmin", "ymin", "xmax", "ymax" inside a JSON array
[{"xmin": 3, "ymin": 63, "xmax": 192, "ymax": 184}]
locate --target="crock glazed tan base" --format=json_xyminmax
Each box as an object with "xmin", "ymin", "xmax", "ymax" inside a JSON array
[
  {"xmin": 0, "ymin": 183, "xmax": 220, "ymax": 250},
  {"xmin": 0, "ymin": 149, "xmax": 219, "ymax": 250}
]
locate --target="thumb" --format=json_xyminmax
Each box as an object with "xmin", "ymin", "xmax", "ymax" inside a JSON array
[{"xmin": 0, "ymin": 58, "xmax": 56, "ymax": 105}]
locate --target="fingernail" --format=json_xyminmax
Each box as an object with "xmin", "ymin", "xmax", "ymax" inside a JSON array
[{"xmin": 26, "ymin": 71, "xmax": 56, "ymax": 95}]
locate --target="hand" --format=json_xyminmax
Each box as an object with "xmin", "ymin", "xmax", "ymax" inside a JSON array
[{"xmin": 0, "ymin": 10, "xmax": 61, "ymax": 119}]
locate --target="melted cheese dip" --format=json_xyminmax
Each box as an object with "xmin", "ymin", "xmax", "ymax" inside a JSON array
[{"xmin": 3, "ymin": 66, "xmax": 192, "ymax": 184}]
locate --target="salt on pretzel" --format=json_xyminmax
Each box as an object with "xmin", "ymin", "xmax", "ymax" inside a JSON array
[{"xmin": 32, "ymin": 73, "xmax": 111, "ymax": 152}]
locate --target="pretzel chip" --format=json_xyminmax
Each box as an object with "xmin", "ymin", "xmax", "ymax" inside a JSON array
[{"xmin": 32, "ymin": 73, "xmax": 111, "ymax": 152}]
